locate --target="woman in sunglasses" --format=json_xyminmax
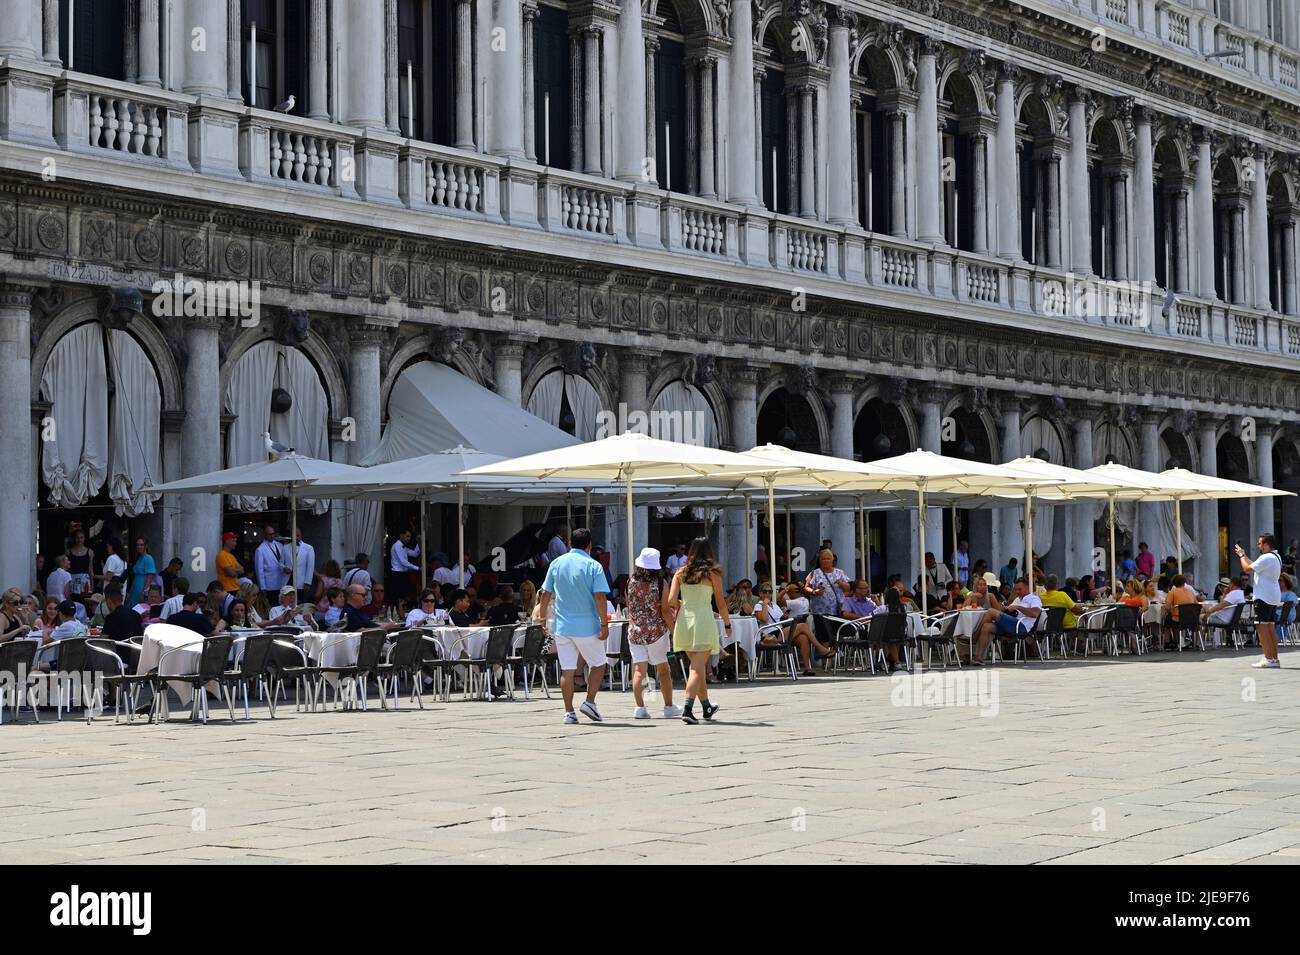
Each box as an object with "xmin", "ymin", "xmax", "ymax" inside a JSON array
[
  {"xmin": 406, "ymin": 589, "xmax": 445, "ymax": 627},
  {"xmin": 0, "ymin": 589, "xmax": 29, "ymax": 643}
]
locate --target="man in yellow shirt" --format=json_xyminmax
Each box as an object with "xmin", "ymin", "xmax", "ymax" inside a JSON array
[
  {"xmin": 1038, "ymin": 574, "xmax": 1078, "ymax": 628},
  {"xmin": 216, "ymin": 532, "xmax": 244, "ymax": 593}
]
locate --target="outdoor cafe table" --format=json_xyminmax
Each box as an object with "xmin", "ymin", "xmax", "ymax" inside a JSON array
[
  {"xmin": 906, "ymin": 609, "xmax": 987, "ymax": 641},
  {"xmin": 137, "ymin": 624, "xmax": 215, "ymax": 706}
]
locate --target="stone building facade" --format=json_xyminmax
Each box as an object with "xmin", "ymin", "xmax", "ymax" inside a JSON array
[{"xmin": 2, "ymin": 0, "xmax": 1300, "ymax": 591}]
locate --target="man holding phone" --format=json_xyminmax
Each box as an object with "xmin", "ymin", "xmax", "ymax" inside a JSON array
[{"xmin": 1237, "ymin": 534, "xmax": 1282, "ymax": 669}]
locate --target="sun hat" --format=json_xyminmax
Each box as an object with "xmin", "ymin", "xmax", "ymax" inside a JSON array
[
  {"xmin": 279, "ymin": 585, "xmax": 296, "ymax": 596},
  {"xmin": 635, "ymin": 547, "xmax": 662, "ymax": 571},
  {"xmin": 982, "ymin": 571, "xmax": 1000, "ymax": 587}
]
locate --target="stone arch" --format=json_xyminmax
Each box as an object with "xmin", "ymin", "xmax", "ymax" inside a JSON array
[
  {"xmin": 939, "ymin": 62, "xmax": 990, "ymax": 118},
  {"xmin": 521, "ymin": 346, "xmax": 617, "ymax": 416},
  {"xmin": 756, "ymin": 379, "xmax": 829, "ymax": 453},
  {"xmin": 940, "ymin": 397, "xmax": 998, "ymax": 463},
  {"xmin": 30, "ymin": 293, "xmax": 181, "ymax": 410},
  {"xmin": 1088, "ymin": 114, "xmax": 1131, "ymax": 159},
  {"xmin": 1022, "ymin": 414, "xmax": 1069, "ymax": 467},
  {"xmin": 852, "ymin": 31, "xmax": 908, "ymax": 91},
  {"xmin": 1015, "ymin": 88, "xmax": 1062, "ymax": 138},
  {"xmin": 222, "ymin": 323, "xmax": 348, "ymax": 422},
  {"xmin": 851, "ymin": 386, "xmax": 916, "ymax": 459},
  {"xmin": 651, "ymin": 0, "xmax": 715, "ymax": 36},
  {"xmin": 646, "ymin": 363, "xmax": 730, "ymax": 449}
]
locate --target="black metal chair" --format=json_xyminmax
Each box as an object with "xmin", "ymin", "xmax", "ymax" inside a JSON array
[
  {"xmin": 870, "ymin": 612, "xmax": 911, "ymax": 671},
  {"xmin": 1277, "ymin": 600, "xmax": 1296, "ymax": 646},
  {"xmin": 604, "ymin": 621, "xmax": 632, "ymax": 691},
  {"xmin": 831, "ymin": 617, "xmax": 874, "ymax": 673},
  {"xmin": 749, "ymin": 617, "xmax": 799, "ymax": 680},
  {"xmin": 1035, "ymin": 606, "xmax": 1070, "ymax": 659},
  {"xmin": 46, "ymin": 637, "xmax": 96, "ymax": 720},
  {"xmin": 1170, "ymin": 601, "xmax": 1204, "ymax": 651},
  {"xmin": 94, "ymin": 638, "xmax": 159, "ymax": 724},
  {"xmin": 166, "ymin": 635, "xmax": 237, "ymax": 724},
  {"xmin": 915, "ymin": 611, "xmax": 962, "ymax": 669},
  {"xmin": 0, "ymin": 640, "xmax": 40, "ymax": 724},
  {"xmin": 505, "ymin": 625, "xmax": 550, "ymax": 699},
  {"xmin": 465, "ymin": 626, "xmax": 517, "ymax": 700},
  {"xmin": 316, "ymin": 629, "xmax": 389, "ymax": 710},
  {"xmin": 375, "ymin": 629, "xmax": 426, "ymax": 710},
  {"xmin": 1205, "ymin": 602, "xmax": 1247, "ymax": 650},
  {"xmin": 269, "ymin": 639, "xmax": 318, "ymax": 711},
  {"xmin": 222, "ymin": 633, "xmax": 278, "ymax": 719}
]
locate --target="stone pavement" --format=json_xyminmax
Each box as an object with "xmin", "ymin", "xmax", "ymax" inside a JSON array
[{"xmin": 2, "ymin": 649, "xmax": 1299, "ymax": 864}]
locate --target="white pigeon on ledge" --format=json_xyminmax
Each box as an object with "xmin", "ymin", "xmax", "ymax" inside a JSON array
[
  {"xmin": 264, "ymin": 431, "xmax": 294, "ymax": 458},
  {"xmin": 273, "ymin": 94, "xmax": 296, "ymax": 113}
]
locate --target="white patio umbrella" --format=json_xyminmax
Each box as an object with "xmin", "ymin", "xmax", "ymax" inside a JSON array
[
  {"xmin": 307, "ymin": 447, "xmax": 622, "ymax": 588},
  {"xmin": 150, "ymin": 453, "xmax": 367, "ymax": 590},
  {"xmin": 460, "ymin": 432, "xmax": 797, "ymax": 582}
]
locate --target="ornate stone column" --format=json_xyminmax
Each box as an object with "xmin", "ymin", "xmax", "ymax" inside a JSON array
[
  {"xmin": 176, "ymin": 316, "xmax": 224, "ymax": 591},
  {"xmin": 826, "ymin": 11, "xmax": 854, "ymax": 225},
  {"xmin": 966, "ymin": 120, "xmax": 993, "ymax": 255},
  {"xmin": 754, "ymin": 65, "xmax": 765, "ymax": 206},
  {"xmin": 994, "ymin": 62, "xmax": 1021, "ymax": 259},
  {"xmin": 828, "ymin": 376, "xmax": 857, "ymax": 571},
  {"xmin": 792, "ymin": 82, "xmax": 813, "ymax": 217},
  {"xmin": 1071, "ymin": 407, "xmax": 1098, "ymax": 579},
  {"xmin": 522, "ymin": 1, "xmax": 538, "ymax": 160},
  {"xmin": 582, "ymin": 25, "xmax": 603, "ymax": 174},
  {"xmin": 569, "ymin": 31, "xmax": 583, "ymax": 169},
  {"xmin": 493, "ymin": 340, "xmax": 529, "ymax": 407},
  {"xmin": 345, "ymin": 0, "xmax": 387, "ymax": 128},
  {"xmin": 307, "ymin": 0, "xmax": 329, "ymax": 119},
  {"xmin": 618, "ymin": 351, "xmax": 655, "ymax": 576},
  {"xmin": 728, "ymin": 0, "xmax": 760, "ymax": 207},
  {"xmin": 492, "ymin": 0, "xmax": 526, "ymax": 158},
  {"xmin": 883, "ymin": 98, "xmax": 909, "ymax": 237},
  {"xmin": 615, "ymin": 0, "xmax": 646, "ymax": 182},
  {"xmin": 1133, "ymin": 105, "xmax": 1156, "ymax": 283},
  {"xmin": 1068, "ymin": 87, "xmax": 1093, "ymax": 273},
  {"xmin": 915, "ymin": 36, "xmax": 943, "ymax": 242},
  {"xmin": 1229, "ymin": 198, "xmax": 1248, "ymax": 304},
  {"xmin": 183, "ymin": 0, "xmax": 230, "ymax": 96},
  {"xmin": 1251, "ymin": 146, "xmax": 1272, "ymax": 309},
  {"xmin": 43, "ymin": 0, "xmax": 59, "ymax": 63},
  {"xmin": 0, "ymin": 282, "xmax": 36, "ymax": 590},
  {"xmin": 1194, "ymin": 129, "xmax": 1217, "ymax": 298},
  {"xmin": 1284, "ymin": 210, "xmax": 1298, "ymax": 314},
  {"xmin": 917, "ymin": 386, "xmax": 945, "ymax": 571},
  {"xmin": 1109, "ymin": 167, "xmax": 1130, "ymax": 279},
  {"xmin": 136, "ymin": 0, "xmax": 161, "ymax": 87},
  {"xmin": 1041, "ymin": 146, "xmax": 1064, "ymax": 269},
  {"xmin": 0, "ymin": 0, "xmax": 38, "ymax": 59},
  {"xmin": 1255, "ymin": 422, "xmax": 1276, "ymax": 536},
  {"xmin": 226, "ymin": 0, "xmax": 241, "ymax": 100},
  {"xmin": 1197, "ymin": 420, "xmax": 1220, "ymax": 584},
  {"xmin": 644, "ymin": 34, "xmax": 658, "ymax": 174},
  {"xmin": 698, "ymin": 55, "xmax": 717, "ymax": 199},
  {"xmin": 1135, "ymin": 410, "xmax": 1162, "ymax": 561},
  {"xmin": 997, "ymin": 396, "xmax": 1023, "ymax": 572},
  {"xmin": 385, "ymin": 0, "xmax": 399, "ymax": 132},
  {"xmin": 348, "ymin": 323, "xmax": 387, "ymax": 565},
  {"xmin": 723, "ymin": 364, "xmax": 761, "ymax": 576},
  {"xmin": 1168, "ymin": 180, "xmax": 1191, "ymax": 294}
]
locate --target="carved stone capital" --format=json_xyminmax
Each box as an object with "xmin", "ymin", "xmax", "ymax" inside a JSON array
[{"xmin": 348, "ymin": 323, "xmax": 392, "ymax": 349}]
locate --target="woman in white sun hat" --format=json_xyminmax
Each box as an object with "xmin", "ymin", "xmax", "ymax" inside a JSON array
[{"xmin": 626, "ymin": 547, "xmax": 682, "ymax": 720}]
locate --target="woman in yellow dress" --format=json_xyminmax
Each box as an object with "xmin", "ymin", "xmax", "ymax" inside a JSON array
[{"xmin": 667, "ymin": 537, "xmax": 731, "ymax": 724}]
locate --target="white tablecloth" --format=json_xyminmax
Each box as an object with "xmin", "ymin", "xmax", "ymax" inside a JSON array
[
  {"xmin": 717, "ymin": 615, "xmax": 759, "ymax": 660},
  {"xmin": 428, "ymin": 625, "xmax": 528, "ymax": 660},
  {"xmin": 907, "ymin": 609, "xmax": 986, "ymax": 640},
  {"xmin": 137, "ymin": 624, "xmax": 211, "ymax": 705}
]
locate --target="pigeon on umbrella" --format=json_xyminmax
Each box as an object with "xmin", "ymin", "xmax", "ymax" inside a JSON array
[
  {"xmin": 264, "ymin": 431, "xmax": 294, "ymax": 458},
  {"xmin": 272, "ymin": 94, "xmax": 296, "ymax": 113}
]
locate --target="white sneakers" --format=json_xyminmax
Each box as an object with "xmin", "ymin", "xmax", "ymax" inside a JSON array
[
  {"xmin": 1251, "ymin": 658, "xmax": 1281, "ymax": 668},
  {"xmin": 579, "ymin": 700, "xmax": 603, "ymax": 722},
  {"xmin": 634, "ymin": 704, "xmax": 683, "ymax": 719},
  {"xmin": 563, "ymin": 711, "xmax": 579, "ymax": 724}
]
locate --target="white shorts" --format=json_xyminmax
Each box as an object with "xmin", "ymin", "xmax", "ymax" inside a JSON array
[
  {"xmin": 554, "ymin": 634, "xmax": 608, "ymax": 671},
  {"xmin": 628, "ymin": 638, "xmax": 669, "ymax": 666}
]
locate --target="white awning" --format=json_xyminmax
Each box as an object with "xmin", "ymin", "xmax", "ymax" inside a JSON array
[{"xmin": 365, "ymin": 361, "xmax": 579, "ymax": 465}]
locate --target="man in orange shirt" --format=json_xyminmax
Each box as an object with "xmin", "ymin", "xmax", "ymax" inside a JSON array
[{"xmin": 215, "ymin": 532, "xmax": 244, "ymax": 593}]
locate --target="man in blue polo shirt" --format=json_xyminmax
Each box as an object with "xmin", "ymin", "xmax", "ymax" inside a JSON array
[{"xmin": 539, "ymin": 527, "xmax": 610, "ymax": 724}]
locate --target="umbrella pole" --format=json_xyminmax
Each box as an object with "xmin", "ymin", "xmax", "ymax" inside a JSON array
[
  {"xmin": 1175, "ymin": 496, "xmax": 1183, "ymax": 575},
  {"xmin": 744, "ymin": 493, "xmax": 752, "ymax": 580},
  {"xmin": 585, "ymin": 488, "xmax": 592, "ymax": 529},
  {"xmin": 626, "ymin": 474, "xmax": 635, "ymax": 585},
  {"xmin": 785, "ymin": 505, "xmax": 792, "ymax": 581},
  {"xmin": 951, "ymin": 505, "xmax": 958, "ymax": 584},
  {"xmin": 566, "ymin": 494, "xmax": 572, "ymax": 531},
  {"xmin": 1025, "ymin": 491, "xmax": 1033, "ymax": 589},
  {"xmin": 290, "ymin": 489, "xmax": 298, "ymax": 592},
  {"xmin": 766, "ymin": 479, "xmax": 777, "ymax": 588},
  {"xmin": 917, "ymin": 485, "xmax": 927, "ymax": 615},
  {"xmin": 420, "ymin": 498, "xmax": 427, "ymax": 590},
  {"xmin": 1109, "ymin": 492, "xmax": 1117, "ymax": 596},
  {"xmin": 458, "ymin": 483, "xmax": 465, "ymax": 589},
  {"xmin": 858, "ymin": 496, "xmax": 866, "ymax": 582}
]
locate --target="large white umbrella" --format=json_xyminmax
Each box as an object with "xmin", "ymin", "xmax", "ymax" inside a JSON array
[
  {"xmin": 308, "ymin": 447, "xmax": 623, "ymax": 588},
  {"xmin": 150, "ymin": 453, "xmax": 367, "ymax": 590},
  {"xmin": 460, "ymin": 432, "xmax": 797, "ymax": 582}
]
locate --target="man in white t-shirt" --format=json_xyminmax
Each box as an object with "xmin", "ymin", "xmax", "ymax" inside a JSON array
[
  {"xmin": 665, "ymin": 542, "xmax": 688, "ymax": 574},
  {"xmin": 159, "ymin": 577, "xmax": 190, "ymax": 620},
  {"xmin": 973, "ymin": 578, "xmax": 1041, "ymax": 664},
  {"xmin": 1238, "ymin": 534, "xmax": 1282, "ymax": 668},
  {"xmin": 1203, "ymin": 578, "xmax": 1246, "ymax": 627},
  {"xmin": 46, "ymin": 555, "xmax": 72, "ymax": 602}
]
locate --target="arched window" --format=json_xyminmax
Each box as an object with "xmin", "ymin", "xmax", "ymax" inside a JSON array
[
  {"xmin": 60, "ymin": 0, "xmax": 125, "ymax": 79},
  {"xmin": 855, "ymin": 40, "xmax": 907, "ymax": 235},
  {"xmin": 1211, "ymin": 154, "xmax": 1247, "ymax": 303},
  {"xmin": 526, "ymin": 369, "xmax": 602, "ymax": 441},
  {"xmin": 1089, "ymin": 120, "xmax": 1130, "ymax": 280},
  {"xmin": 242, "ymin": 0, "xmax": 307, "ymax": 113},
  {"xmin": 940, "ymin": 70, "xmax": 990, "ymax": 253},
  {"xmin": 650, "ymin": 0, "xmax": 689, "ymax": 192}
]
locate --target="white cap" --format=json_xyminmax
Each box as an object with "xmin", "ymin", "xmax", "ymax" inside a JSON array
[{"xmin": 635, "ymin": 547, "xmax": 662, "ymax": 571}]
